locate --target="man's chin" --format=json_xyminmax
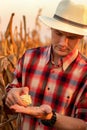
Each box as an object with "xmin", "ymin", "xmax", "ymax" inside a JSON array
[{"xmin": 55, "ymin": 51, "xmax": 68, "ymax": 57}]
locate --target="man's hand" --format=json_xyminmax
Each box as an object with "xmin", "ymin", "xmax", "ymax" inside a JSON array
[
  {"xmin": 10, "ymin": 104, "xmax": 52, "ymax": 120},
  {"xmin": 5, "ymin": 87, "xmax": 29, "ymax": 108}
]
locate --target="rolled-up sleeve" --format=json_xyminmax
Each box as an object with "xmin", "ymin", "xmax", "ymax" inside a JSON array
[{"xmin": 76, "ymin": 87, "xmax": 87, "ymax": 122}]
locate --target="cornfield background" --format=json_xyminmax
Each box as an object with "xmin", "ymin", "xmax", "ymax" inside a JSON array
[{"xmin": 0, "ymin": 9, "xmax": 87, "ymax": 130}]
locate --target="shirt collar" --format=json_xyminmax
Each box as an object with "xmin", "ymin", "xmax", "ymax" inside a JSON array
[
  {"xmin": 45, "ymin": 45, "xmax": 78, "ymax": 71},
  {"xmin": 62, "ymin": 49, "xmax": 78, "ymax": 71}
]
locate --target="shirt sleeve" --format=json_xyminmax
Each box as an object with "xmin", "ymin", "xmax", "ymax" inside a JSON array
[{"xmin": 76, "ymin": 87, "xmax": 87, "ymax": 122}]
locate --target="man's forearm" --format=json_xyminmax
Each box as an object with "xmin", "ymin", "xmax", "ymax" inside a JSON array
[{"xmin": 54, "ymin": 113, "xmax": 87, "ymax": 130}]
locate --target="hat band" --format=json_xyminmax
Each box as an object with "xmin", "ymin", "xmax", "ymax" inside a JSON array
[{"xmin": 54, "ymin": 14, "xmax": 87, "ymax": 28}]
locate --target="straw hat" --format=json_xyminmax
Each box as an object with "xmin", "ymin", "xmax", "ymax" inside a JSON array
[{"xmin": 39, "ymin": 0, "xmax": 87, "ymax": 35}]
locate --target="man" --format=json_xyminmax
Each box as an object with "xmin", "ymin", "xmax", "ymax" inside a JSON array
[{"xmin": 5, "ymin": 0, "xmax": 87, "ymax": 130}]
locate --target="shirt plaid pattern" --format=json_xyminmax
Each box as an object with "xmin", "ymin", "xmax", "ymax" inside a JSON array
[{"xmin": 6, "ymin": 45, "xmax": 87, "ymax": 130}]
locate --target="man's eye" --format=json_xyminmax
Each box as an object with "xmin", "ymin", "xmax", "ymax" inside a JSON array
[
  {"xmin": 67, "ymin": 36, "xmax": 77, "ymax": 39},
  {"xmin": 56, "ymin": 32, "xmax": 62, "ymax": 36}
]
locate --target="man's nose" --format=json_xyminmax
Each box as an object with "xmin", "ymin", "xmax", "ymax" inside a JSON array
[{"xmin": 59, "ymin": 35, "xmax": 68, "ymax": 46}]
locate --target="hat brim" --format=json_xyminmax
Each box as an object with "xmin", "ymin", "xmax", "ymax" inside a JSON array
[{"xmin": 39, "ymin": 16, "xmax": 87, "ymax": 36}]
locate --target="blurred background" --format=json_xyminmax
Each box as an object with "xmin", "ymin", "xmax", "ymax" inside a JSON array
[
  {"xmin": 0, "ymin": 0, "xmax": 87, "ymax": 129},
  {"xmin": 0, "ymin": 0, "xmax": 60, "ymax": 43}
]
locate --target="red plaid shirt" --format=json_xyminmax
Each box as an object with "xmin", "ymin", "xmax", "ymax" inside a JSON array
[{"xmin": 6, "ymin": 45, "xmax": 87, "ymax": 130}]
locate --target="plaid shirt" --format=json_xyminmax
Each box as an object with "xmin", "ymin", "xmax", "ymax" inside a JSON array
[{"xmin": 6, "ymin": 45, "xmax": 87, "ymax": 130}]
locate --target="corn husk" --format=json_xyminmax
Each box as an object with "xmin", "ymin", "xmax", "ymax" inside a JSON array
[{"xmin": 20, "ymin": 94, "xmax": 32, "ymax": 106}]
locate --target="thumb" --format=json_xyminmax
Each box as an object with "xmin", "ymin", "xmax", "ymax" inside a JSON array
[{"xmin": 22, "ymin": 87, "xmax": 29, "ymax": 95}]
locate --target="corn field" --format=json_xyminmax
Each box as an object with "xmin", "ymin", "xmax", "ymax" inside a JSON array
[{"xmin": 0, "ymin": 10, "xmax": 87, "ymax": 130}]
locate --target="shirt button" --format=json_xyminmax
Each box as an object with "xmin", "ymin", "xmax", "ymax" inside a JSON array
[
  {"xmin": 47, "ymin": 87, "xmax": 50, "ymax": 90},
  {"xmin": 67, "ymin": 96, "xmax": 70, "ymax": 99}
]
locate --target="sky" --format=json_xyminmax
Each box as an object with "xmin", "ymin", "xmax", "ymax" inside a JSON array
[{"xmin": 0, "ymin": 0, "xmax": 61, "ymax": 41}]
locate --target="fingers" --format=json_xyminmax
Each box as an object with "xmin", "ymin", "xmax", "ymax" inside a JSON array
[
  {"xmin": 22, "ymin": 87, "xmax": 29, "ymax": 95},
  {"xmin": 10, "ymin": 105, "xmax": 42, "ymax": 116},
  {"xmin": 10, "ymin": 104, "xmax": 52, "ymax": 120},
  {"xmin": 10, "ymin": 104, "xmax": 26, "ymax": 113},
  {"xmin": 5, "ymin": 94, "xmax": 15, "ymax": 107},
  {"xmin": 5, "ymin": 87, "xmax": 29, "ymax": 108},
  {"xmin": 14, "ymin": 94, "xmax": 29, "ymax": 107},
  {"xmin": 40, "ymin": 104, "xmax": 52, "ymax": 114},
  {"xmin": 6, "ymin": 93, "xmax": 28, "ymax": 108}
]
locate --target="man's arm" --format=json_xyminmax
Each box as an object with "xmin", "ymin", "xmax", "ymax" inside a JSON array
[
  {"xmin": 10, "ymin": 104, "xmax": 87, "ymax": 130},
  {"xmin": 54, "ymin": 113, "xmax": 86, "ymax": 130}
]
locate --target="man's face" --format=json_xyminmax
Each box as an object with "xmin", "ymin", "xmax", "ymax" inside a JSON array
[{"xmin": 51, "ymin": 29, "xmax": 83, "ymax": 57}]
